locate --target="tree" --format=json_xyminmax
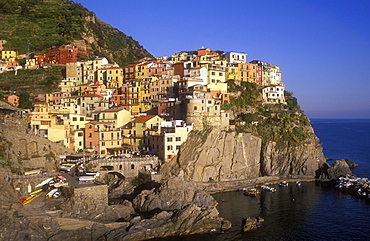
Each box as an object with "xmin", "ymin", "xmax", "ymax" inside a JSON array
[{"xmin": 18, "ymin": 91, "xmax": 33, "ymax": 109}]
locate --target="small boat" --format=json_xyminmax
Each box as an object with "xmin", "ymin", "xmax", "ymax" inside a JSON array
[
  {"xmin": 21, "ymin": 192, "xmax": 43, "ymax": 205},
  {"xmin": 278, "ymin": 181, "xmax": 289, "ymax": 187},
  {"xmin": 261, "ymin": 185, "xmax": 276, "ymax": 192},
  {"xmin": 29, "ymin": 188, "xmax": 43, "ymax": 197},
  {"xmin": 243, "ymin": 188, "xmax": 260, "ymax": 196},
  {"xmin": 35, "ymin": 177, "xmax": 54, "ymax": 188},
  {"xmin": 46, "ymin": 189, "xmax": 59, "ymax": 198},
  {"xmin": 52, "ymin": 190, "xmax": 62, "ymax": 198},
  {"xmin": 296, "ymin": 181, "xmax": 302, "ymax": 186}
]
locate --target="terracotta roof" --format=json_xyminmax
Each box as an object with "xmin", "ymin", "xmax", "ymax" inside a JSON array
[
  {"xmin": 132, "ymin": 115, "xmax": 157, "ymax": 123},
  {"xmin": 126, "ymin": 63, "xmax": 137, "ymax": 67}
]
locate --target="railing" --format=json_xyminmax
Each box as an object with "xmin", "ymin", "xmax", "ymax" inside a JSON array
[{"xmin": 91, "ymin": 156, "xmax": 158, "ymax": 164}]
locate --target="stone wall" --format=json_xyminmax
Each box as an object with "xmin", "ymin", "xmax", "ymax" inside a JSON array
[
  {"xmin": 0, "ymin": 115, "xmax": 73, "ymax": 172},
  {"xmin": 90, "ymin": 156, "xmax": 159, "ymax": 178}
]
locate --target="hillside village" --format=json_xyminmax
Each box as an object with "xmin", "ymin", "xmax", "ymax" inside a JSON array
[{"xmin": 0, "ymin": 42, "xmax": 287, "ymax": 162}]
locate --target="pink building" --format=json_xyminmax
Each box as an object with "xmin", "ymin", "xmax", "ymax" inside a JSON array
[
  {"xmin": 52, "ymin": 92, "xmax": 71, "ymax": 105},
  {"xmin": 148, "ymin": 62, "xmax": 168, "ymax": 77},
  {"xmin": 6, "ymin": 94, "xmax": 19, "ymax": 107}
]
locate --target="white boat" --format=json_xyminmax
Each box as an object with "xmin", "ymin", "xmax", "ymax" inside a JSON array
[
  {"xmin": 24, "ymin": 169, "xmax": 41, "ymax": 176},
  {"xmin": 46, "ymin": 189, "xmax": 59, "ymax": 198},
  {"xmin": 261, "ymin": 185, "xmax": 276, "ymax": 192},
  {"xmin": 35, "ymin": 177, "xmax": 53, "ymax": 188},
  {"xmin": 78, "ymin": 176, "xmax": 95, "ymax": 182},
  {"xmin": 278, "ymin": 181, "xmax": 289, "ymax": 187},
  {"xmin": 52, "ymin": 190, "xmax": 61, "ymax": 198}
]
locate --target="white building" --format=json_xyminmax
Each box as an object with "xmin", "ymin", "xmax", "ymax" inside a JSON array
[
  {"xmin": 149, "ymin": 120, "xmax": 193, "ymax": 161},
  {"xmin": 262, "ymin": 84, "xmax": 286, "ymax": 104},
  {"xmin": 224, "ymin": 52, "xmax": 247, "ymax": 64}
]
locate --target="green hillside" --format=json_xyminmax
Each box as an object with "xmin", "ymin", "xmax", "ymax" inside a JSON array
[{"xmin": 0, "ymin": 0, "xmax": 153, "ymax": 66}]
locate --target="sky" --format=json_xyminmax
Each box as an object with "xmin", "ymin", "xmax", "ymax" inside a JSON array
[{"xmin": 75, "ymin": 0, "xmax": 370, "ymax": 118}]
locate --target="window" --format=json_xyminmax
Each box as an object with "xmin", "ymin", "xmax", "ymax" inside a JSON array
[
  {"xmin": 176, "ymin": 145, "xmax": 180, "ymax": 150},
  {"xmin": 131, "ymin": 164, "xmax": 135, "ymax": 169},
  {"xmin": 194, "ymin": 106, "xmax": 197, "ymax": 110},
  {"xmin": 176, "ymin": 137, "xmax": 181, "ymax": 142},
  {"xmin": 167, "ymin": 137, "xmax": 173, "ymax": 142},
  {"xmin": 80, "ymin": 117, "xmax": 84, "ymax": 121},
  {"xmin": 167, "ymin": 145, "xmax": 173, "ymax": 150}
]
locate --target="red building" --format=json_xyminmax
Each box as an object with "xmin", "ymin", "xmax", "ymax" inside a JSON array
[
  {"xmin": 35, "ymin": 55, "xmax": 47, "ymax": 66},
  {"xmin": 44, "ymin": 45, "xmax": 88, "ymax": 65},
  {"xmin": 173, "ymin": 62, "xmax": 185, "ymax": 77},
  {"xmin": 110, "ymin": 85, "xmax": 131, "ymax": 111}
]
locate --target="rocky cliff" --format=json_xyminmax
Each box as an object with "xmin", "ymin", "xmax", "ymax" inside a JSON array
[
  {"xmin": 160, "ymin": 126, "xmax": 327, "ymax": 191},
  {"xmin": 0, "ymin": 112, "xmax": 73, "ymax": 174}
]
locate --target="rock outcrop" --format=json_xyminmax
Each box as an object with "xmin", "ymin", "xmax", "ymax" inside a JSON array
[
  {"xmin": 161, "ymin": 128, "xmax": 327, "ymax": 187},
  {"xmin": 0, "ymin": 170, "xmax": 229, "ymax": 240},
  {"xmin": 316, "ymin": 159, "xmax": 353, "ymax": 181},
  {"xmin": 133, "ymin": 177, "xmax": 216, "ymax": 212}
]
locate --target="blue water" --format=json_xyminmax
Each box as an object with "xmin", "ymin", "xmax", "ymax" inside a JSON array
[
  {"xmin": 310, "ymin": 118, "xmax": 370, "ymax": 177},
  {"xmin": 155, "ymin": 119, "xmax": 370, "ymax": 241}
]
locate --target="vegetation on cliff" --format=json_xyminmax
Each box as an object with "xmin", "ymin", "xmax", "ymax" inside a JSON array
[
  {"xmin": 222, "ymin": 80, "xmax": 312, "ymax": 144},
  {"xmin": 0, "ymin": 66, "xmax": 63, "ymax": 97},
  {"xmin": 0, "ymin": 0, "xmax": 152, "ymax": 66}
]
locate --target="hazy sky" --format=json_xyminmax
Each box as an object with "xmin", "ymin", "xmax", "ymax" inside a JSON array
[{"xmin": 75, "ymin": 0, "xmax": 370, "ymax": 118}]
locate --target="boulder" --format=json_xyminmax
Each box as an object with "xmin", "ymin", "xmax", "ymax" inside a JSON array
[
  {"xmin": 342, "ymin": 159, "xmax": 358, "ymax": 169},
  {"xmin": 242, "ymin": 216, "xmax": 264, "ymax": 232},
  {"xmin": 132, "ymin": 177, "xmax": 216, "ymax": 213},
  {"xmin": 123, "ymin": 204, "xmax": 230, "ymax": 241},
  {"xmin": 327, "ymin": 159, "xmax": 353, "ymax": 180}
]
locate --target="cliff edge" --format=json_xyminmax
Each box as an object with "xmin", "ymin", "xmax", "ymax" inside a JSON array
[{"xmin": 161, "ymin": 126, "xmax": 327, "ymax": 192}]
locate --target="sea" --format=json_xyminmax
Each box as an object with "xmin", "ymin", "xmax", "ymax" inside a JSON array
[{"xmin": 157, "ymin": 118, "xmax": 370, "ymax": 241}]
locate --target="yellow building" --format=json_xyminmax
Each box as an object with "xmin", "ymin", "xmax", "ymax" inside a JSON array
[
  {"xmin": 237, "ymin": 63, "xmax": 257, "ymax": 83},
  {"xmin": 226, "ymin": 63, "xmax": 238, "ymax": 80},
  {"xmin": 1, "ymin": 50, "xmax": 16, "ymax": 61},
  {"xmin": 139, "ymin": 77, "xmax": 156, "ymax": 114},
  {"xmin": 122, "ymin": 115, "xmax": 164, "ymax": 151},
  {"xmin": 106, "ymin": 67, "xmax": 124, "ymax": 89},
  {"xmin": 128, "ymin": 77, "xmax": 156, "ymax": 115},
  {"xmin": 94, "ymin": 108, "xmax": 131, "ymax": 128},
  {"xmin": 45, "ymin": 94, "xmax": 53, "ymax": 104},
  {"xmin": 29, "ymin": 103, "xmax": 53, "ymax": 137},
  {"xmin": 25, "ymin": 58, "xmax": 37, "ymax": 69},
  {"xmin": 136, "ymin": 63, "xmax": 149, "ymax": 79},
  {"xmin": 208, "ymin": 67, "xmax": 226, "ymax": 84}
]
